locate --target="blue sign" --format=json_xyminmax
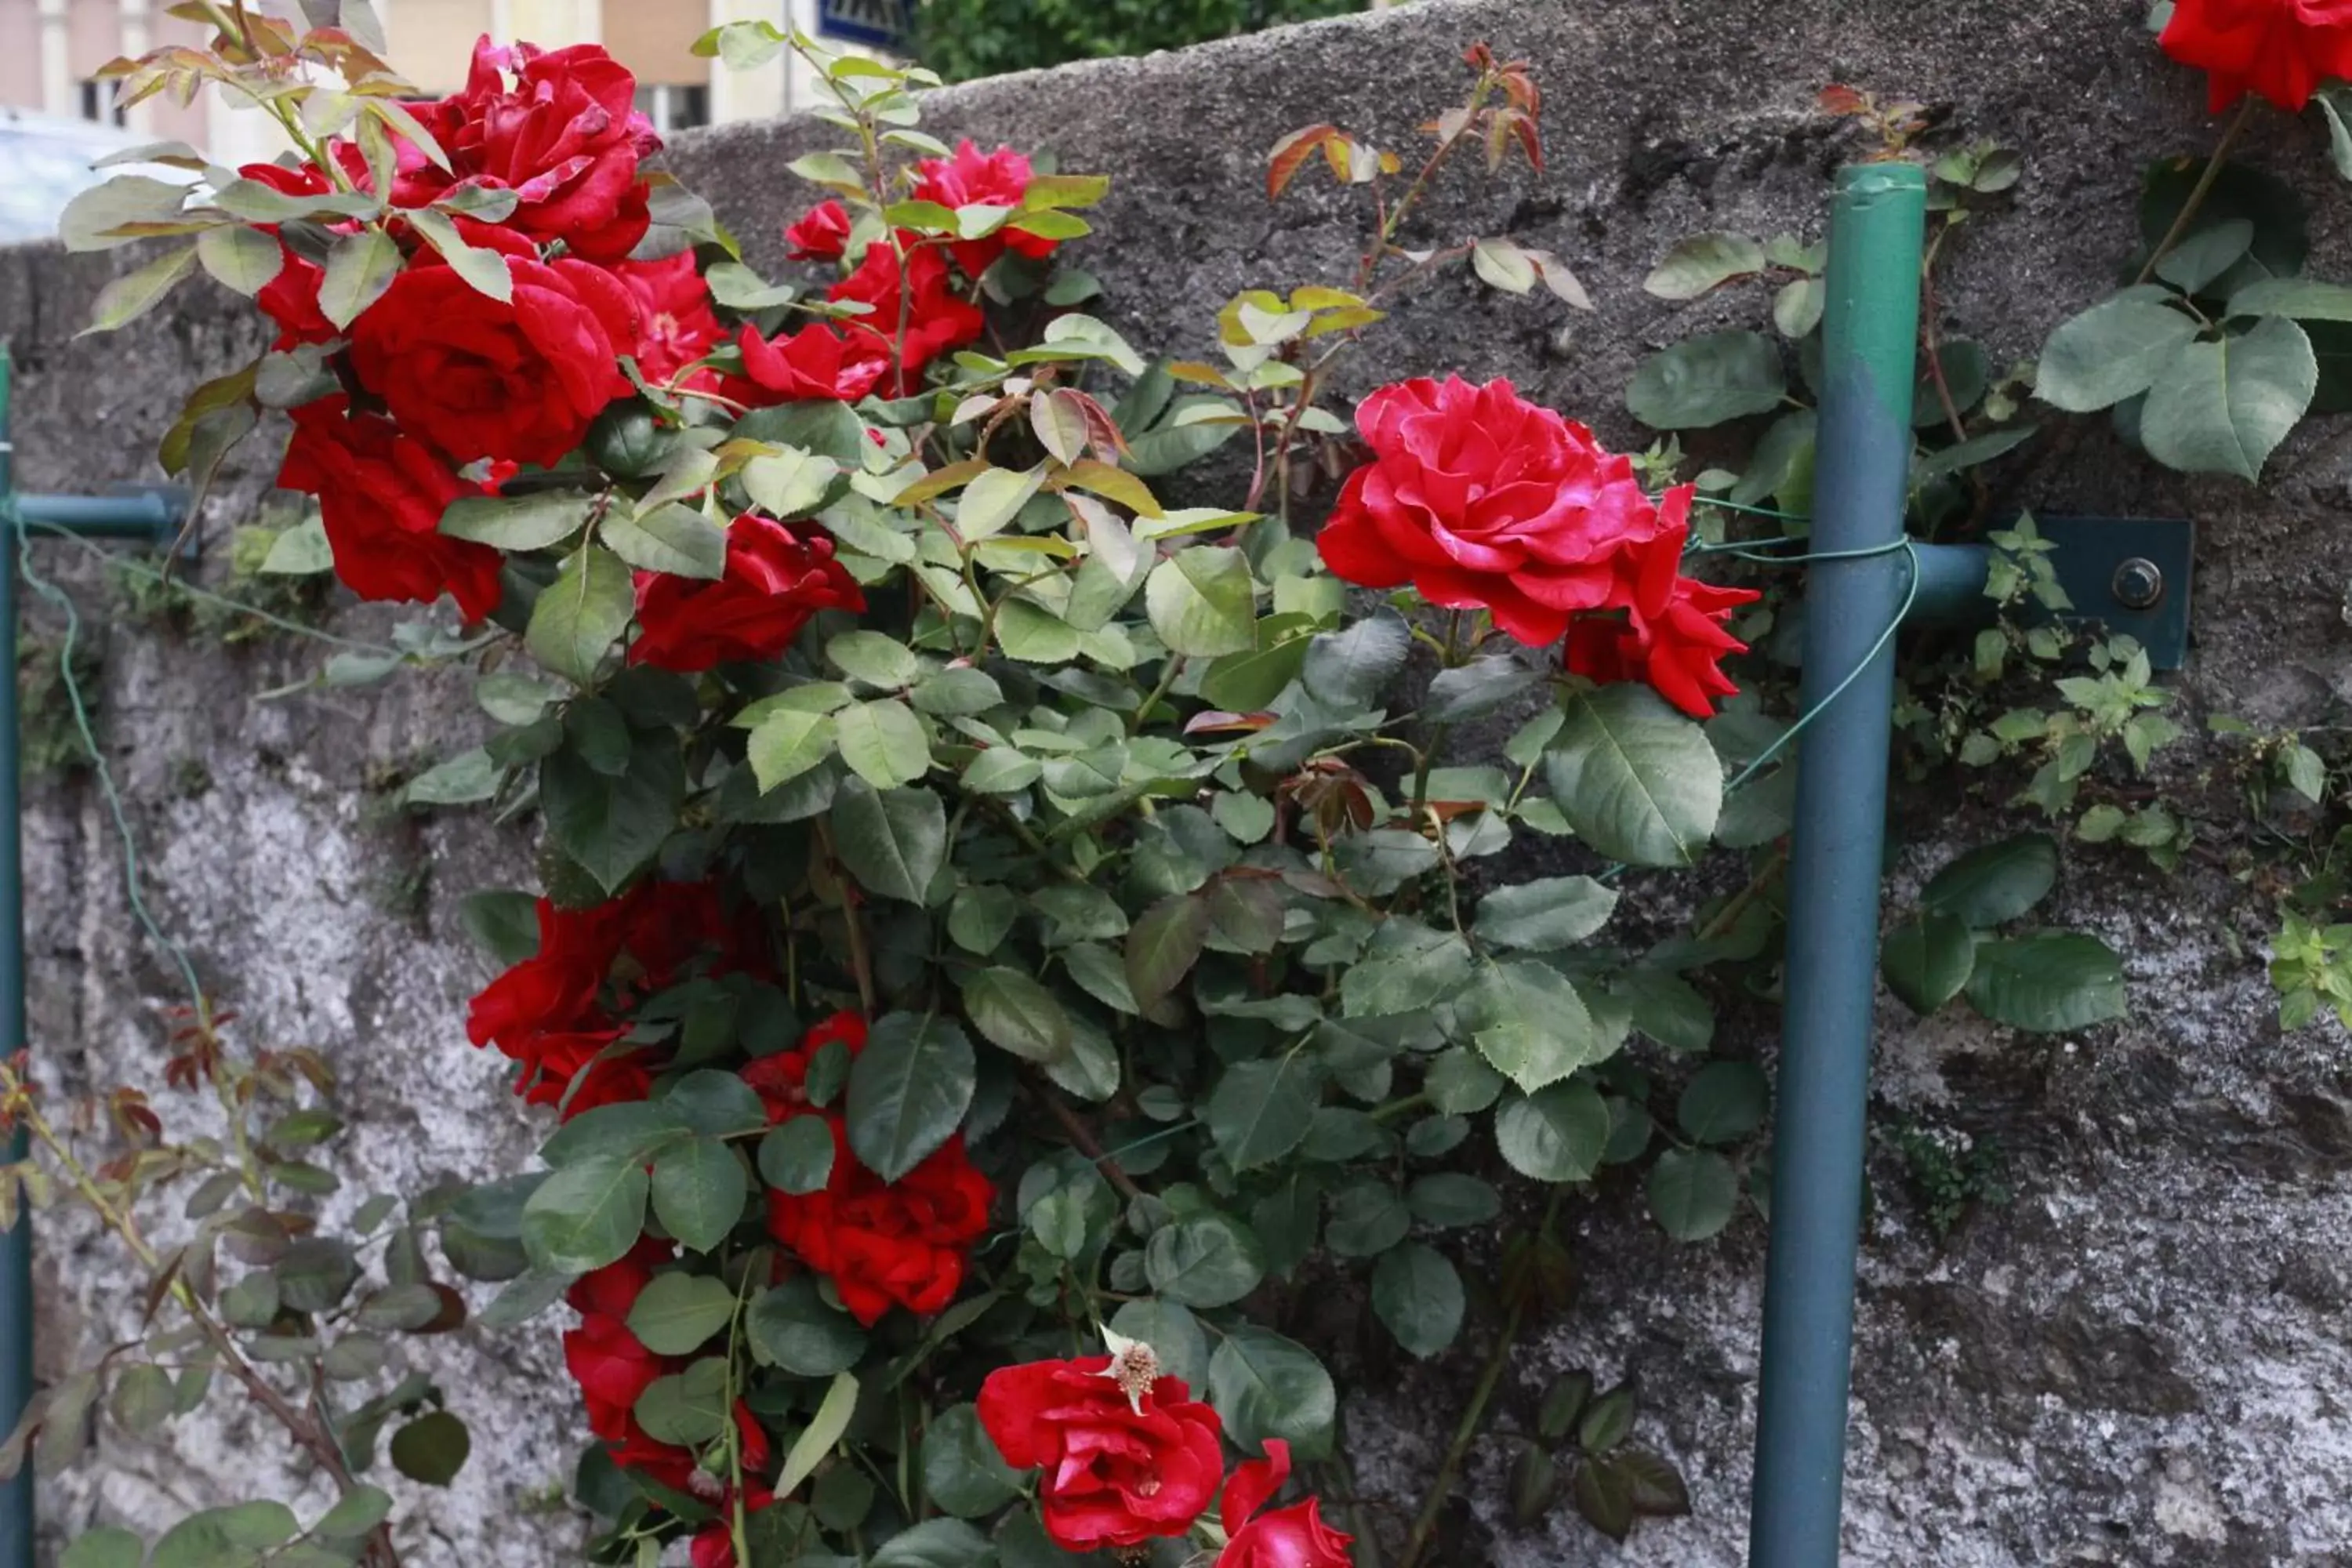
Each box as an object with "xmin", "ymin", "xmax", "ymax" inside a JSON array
[{"xmin": 817, "ymin": 0, "xmax": 913, "ymax": 49}]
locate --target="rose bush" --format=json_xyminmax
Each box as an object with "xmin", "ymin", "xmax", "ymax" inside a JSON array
[{"xmin": 56, "ymin": 16, "xmax": 1771, "ymax": 1566}]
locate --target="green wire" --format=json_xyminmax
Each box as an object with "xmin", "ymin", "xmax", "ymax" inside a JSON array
[
  {"xmin": 28, "ymin": 524, "xmax": 404, "ymax": 659},
  {"xmin": 9, "ymin": 497, "xmax": 209, "ymax": 1010}
]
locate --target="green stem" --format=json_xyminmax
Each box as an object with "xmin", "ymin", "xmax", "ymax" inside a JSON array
[
  {"xmin": 1131, "ymin": 655, "xmax": 1188, "ymax": 736},
  {"xmin": 2132, "ymin": 99, "xmax": 2259, "ymax": 288}
]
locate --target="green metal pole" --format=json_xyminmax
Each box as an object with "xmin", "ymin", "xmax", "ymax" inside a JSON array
[
  {"xmin": 0, "ymin": 347, "xmax": 30, "ymax": 1568},
  {"xmin": 1748, "ymin": 162, "xmax": 1926, "ymax": 1568}
]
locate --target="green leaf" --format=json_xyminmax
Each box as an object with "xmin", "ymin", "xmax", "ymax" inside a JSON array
[
  {"xmin": 911, "ymin": 666, "xmax": 1005, "ymax": 717},
  {"xmin": 526, "ymin": 545, "xmax": 633, "ymax": 684},
  {"xmin": 2227, "ymin": 278, "xmax": 2352, "ymax": 323},
  {"xmin": 1546, "ymin": 687, "xmax": 1722, "ymax": 866},
  {"xmin": 312, "ymin": 1485, "xmax": 394, "ymax": 1542},
  {"xmin": 960, "ymin": 967, "xmax": 1073, "ymax": 1064},
  {"xmin": 107, "ymin": 1364, "xmax": 174, "ymax": 1436},
  {"xmin": 541, "ymin": 732, "xmax": 683, "ymax": 895},
  {"xmin": 626, "ymin": 1272, "xmax": 736, "ymax": 1355},
  {"xmin": 845, "ymin": 1014, "xmax": 975, "ymax": 1182},
  {"xmin": 1473, "ymin": 876, "xmax": 1619, "ymax": 952},
  {"xmin": 741, "ymin": 448, "xmax": 839, "ymax": 517},
  {"xmin": 1126, "ymin": 894, "xmax": 1209, "ymax": 1010},
  {"xmin": 440, "ymin": 490, "xmax": 593, "ymax": 550},
  {"xmin": 1371, "ymin": 1242, "xmax": 1465, "ymax": 1358},
  {"xmin": 1208, "ymin": 1327, "xmax": 1335, "ymax": 1458},
  {"xmin": 1675, "ymin": 1061, "xmax": 1768, "ymax": 1145},
  {"xmin": 1648, "ymin": 1149, "xmax": 1738, "ymax": 1240},
  {"xmin": 1301, "ymin": 609, "xmax": 1409, "ymax": 706},
  {"xmin": 195, "ymin": 222, "xmax": 284, "ymax": 296},
  {"xmin": 1965, "ymin": 933, "xmax": 2127, "ymax": 1033},
  {"xmin": 520, "ymin": 1153, "xmax": 648, "ymax": 1273},
  {"xmin": 1206, "ymin": 1054, "xmax": 1318, "ymax": 1171},
  {"xmin": 993, "ymin": 599, "xmax": 1080, "ymax": 662},
  {"xmin": 2320, "ymin": 87, "xmax": 2352, "ymax": 183},
  {"xmin": 828, "ymin": 779, "xmax": 946, "ymax": 904},
  {"xmin": 315, "ymin": 228, "xmax": 401, "ymax": 329},
  {"xmin": 1881, "ymin": 910, "xmax": 1976, "ymax": 1014},
  {"xmin": 747, "ymin": 708, "xmax": 837, "ymax": 793},
  {"xmin": 834, "ymin": 699, "xmax": 931, "ymax": 788},
  {"xmin": 604, "ymin": 502, "xmax": 728, "ymax": 579},
  {"xmin": 2154, "ymin": 218, "xmax": 2253, "ymax": 296},
  {"xmin": 1341, "ymin": 928, "xmax": 1474, "ymax": 1017},
  {"xmin": 1921, "ymin": 833, "xmax": 2060, "ymax": 926},
  {"xmin": 63, "ymin": 1529, "xmax": 143, "ymax": 1568},
  {"xmin": 953, "ymin": 465, "xmax": 1049, "ymax": 543},
  {"xmin": 81, "ymin": 244, "xmax": 201, "ymax": 336},
  {"xmin": 1406, "ymin": 1172, "xmax": 1501, "ymax": 1228},
  {"xmin": 650, "ymin": 1136, "xmax": 747, "ymax": 1252},
  {"xmin": 1495, "ymin": 1081, "xmax": 1610, "ymax": 1183},
  {"xmin": 1144, "ymin": 1213, "xmax": 1265, "ymax": 1308},
  {"xmin": 389, "ymin": 1410, "xmax": 470, "ymax": 1486},
  {"xmin": 921, "ymin": 1403, "xmax": 1023, "ymax": 1518},
  {"xmin": 779, "ymin": 1372, "xmax": 859, "ymax": 1499},
  {"xmin": 828, "ymin": 630, "xmax": 920, "ymax": 688},
  {"xmin": 1145, "ymin": 547, "xmax": 1257, "ymax": 657},
  {"xmin": 1468, "ymin": 961, "xmax": 1613, "ymax": 1094},
  {"xmin": 757, "ymin": 1116, "xmax": 837, "ymax": 1196},
  {"xmin": 870, "ymin": 1519, "xmax": 990, "ymax": 1568},
  {"xmin": 1325, "ymin": 1181, "xmax": 1410, "ymax": 1257},
  {"xmin": 1642, "ymin": 233, "xmax": 1766, "ymax": 299},
  {"xmin": 149, "ymin": 1502, "xmax": 298, "ymax": 1567},
  {"xmin": 635, "ymin": 1359, "xmax": 730, "ymax": 1446},
  {"xmin": 2034, "ymin": 289, "xmax": 2200, "ymax": 412},
  {"xmin": 1625, "ymin": 330, "xmax": 1786, "ymax": 429},
  {"xmin": 406, "ymin": 207, "xmax": 512, "ymax": 302},
  {"xmin": 746, "ymin": 1276, "xmax": 866, "ymax": 1377},
  {"xmin": 402, "ymin": 748, "xmax": 497, "ymax": 807},
  {"xmin": 2140, "ymin": 315, "xmax": 2316, "ymax": 481}
]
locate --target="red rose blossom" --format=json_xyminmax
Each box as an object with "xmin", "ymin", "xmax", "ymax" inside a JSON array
[
  {"xmin": 829, "ymin": 238, "xmax": 985, "ymax": 396},
  {"xmin": 2160, "ymin": 0, "xmax": 2352, "ymax": 112},
  {"xmin": 561, "ymin": 1241, "xmax": 673, "ymax": 1442},
  {"xmin": 729, "ymin": 321, "xmax": 891, "ymax": 405},
  {"xmin": 406, "ymin": 36, "xmax": 660, "ymax": 260},
  {"xmin": 629, "ymin": 513, "xmax": 866, "ymax": 673},
  {"xmin": 277, "ymin": 397, "xmax": 506, "ymax": 622},
  {"xmin": 1563, "ymin": 517, "xmax": 1756, "ymax": 719},
  {"xmin": 978, "ymin": 1352, "xmax": 1226, "ymax": 1552},
  {"xmin": 465, "ymin": 882, "xmax": 752, "ymax": 1112},
  {"xmin": 751, "ymin": 1014, "xmax": 993, "ymax": 1327},
  {"xmin": 347, "ymin": 255, "xmax": 634, "ymax": 467},
  {"xmin": 614, "ymin": 254, "xmax": 723, "ymax": 386},
  {"xmin": 1218, "ymin": 1440, "xmax": 1355, "ymax": 1568},
  {"xmin": 1316, "ymin": 376, "xmax": 1669, "ymax": 648},
  {"xmin": 786, "ymin": 199, "xmax": 853, "ymax": 262},
  {"xmin": 909, "ymin": 140, "xmax": 1054, "ymax": 278}
]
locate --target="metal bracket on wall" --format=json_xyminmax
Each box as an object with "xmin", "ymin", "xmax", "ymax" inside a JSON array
[{"xmin": 2030, "ymin": 515, "xmax": 2196, "ymax": 671}]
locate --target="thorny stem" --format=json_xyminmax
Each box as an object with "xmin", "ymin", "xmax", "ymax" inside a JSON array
[
  {"xmin": 1396, "ymin": 1191, "xmax": 1561, "ymax": 1568},
  {"xmin": 1409, "ymin": 612, "xmax": 1469, "ymax": 816},
  {"xmin": 811, "ymin": 821, "xmax": 879, "ymax": 1015},
  {"xmin": 13, "ymin": 1089, "xmax": 401, "ymax": 1567},
  {"xmin": 2133, "ymin": 99, "xmax": 2259, "ymax": 288},
  {"xmin": 1035, "ymin": 1087, "xmax": 1144, "ymax": 1203}
]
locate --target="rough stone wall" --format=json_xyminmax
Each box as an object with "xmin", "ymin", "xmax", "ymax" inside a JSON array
[{"xmin": 6, "ymin": 0, "xmax": 2352, "ymax": 1563}]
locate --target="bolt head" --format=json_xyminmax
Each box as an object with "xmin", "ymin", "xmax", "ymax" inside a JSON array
[{"xmin": 2112, "ymin": 557, "xmax": 2164, "ymax": 611}]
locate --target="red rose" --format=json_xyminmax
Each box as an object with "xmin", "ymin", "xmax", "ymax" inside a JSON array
[
  {"xmin": 829, "ymin": 238, "xmax": 985, "ymax": 396},
  {"xmin": 629, "ymin": 514, "xmax": 866, "ymax": 673},
  {"xmin": 466, "ymin": 883, "xmax": 751, "ymax": 1111},
  {"xmin": 785, "ymin": 200, "xmax": 853, "ymax": 262},
  {"xmin": 562, "ymin": 1246, "xmax": 670, "ymax": 1442},
  {"xmin": 764, "ymin": 1120, "xmax": 993, "ymax": 1325},
  {"xmin": 690, "ymin": 1487, "xmax": 777, "ymax": 1568},
  {"xmin": 408, "ymin": 36, "xmax": 660, "ymax": 260},
  {"xmin": 977, "ymin": 1352, "xmax": 1226, "ymax": 1552},
  {"xmin": 1563, "ymin": 517, "xmax": 1756, "ymax": 719},
  {"xmin": 752, "ymin": 1015, "xmax": 993, "ymax": 1327},
  {"xmin": 1317, "ymin": 376, "xmax": 1670, "ymax": 648},
  {"xmin": 909, "ymin": 141, "xmax": 1054, "ymax": 278},
  {"xmin": 278, "ymin": 397, "xmax": 506, "ymax": 621},
  {"xmin": 2161, "ymin": 0, "xmax": 2352, "ymax": 112},
  {"xmin": 729, "ymin": 321, "xmax": 890, "ymax": 405},
  {"xmin": 615, "ymin": 254, "xmax": 723, "ymax": 386},
  {"xmin": 347, "ymin": 255, "xmax": 633, "ymax": 467},
  {"xmin": 1218, "ymin": 1440, "xmax": 1355, "ymax": 1568}
]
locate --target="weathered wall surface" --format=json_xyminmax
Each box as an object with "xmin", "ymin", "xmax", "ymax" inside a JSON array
[{"xmin": 6, "ymin": 0, "xmax": 2352, "ymax": 1563}]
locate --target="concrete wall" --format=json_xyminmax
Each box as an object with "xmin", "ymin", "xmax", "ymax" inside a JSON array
[{"xmin": 7, "ymin": 0, "xmax": 2352, "ymax": 1562}]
